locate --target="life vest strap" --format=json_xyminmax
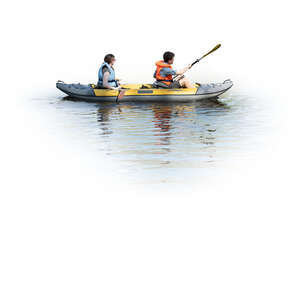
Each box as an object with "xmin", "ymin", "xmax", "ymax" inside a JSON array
[
  {"xmin": 98, "ymin": 79, "xmax": 117, "ymax": 83},
  {"xmin": 156, "ymin": 79, "xmax": 173, "ymax": 82}
]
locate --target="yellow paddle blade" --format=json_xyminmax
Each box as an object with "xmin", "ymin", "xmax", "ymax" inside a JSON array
[
  {"xmin": 201, "ymin": 44, "xmax": 221, "ymax": 59},
  {"xmin": 190, "ymin": 44, "xmax": 222, "ymax": 67}
]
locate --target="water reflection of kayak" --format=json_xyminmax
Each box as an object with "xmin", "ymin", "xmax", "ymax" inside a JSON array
[{"xmin": 56, "ymin": 79, "xmax": 233, "ymax": 102}]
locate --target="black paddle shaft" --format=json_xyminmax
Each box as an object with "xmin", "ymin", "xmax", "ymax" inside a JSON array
[
  {"xmin": 173, "ymin": 44, "xmax": 222, "ymax": 81},
  {"xmin": 190, "ymin": 58, "xmax": 201, "ymax": 68}
]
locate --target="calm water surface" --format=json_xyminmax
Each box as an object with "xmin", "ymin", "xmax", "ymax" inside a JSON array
[{"xmin": 32, "ymin": 91, "xmax": 270, "ymax": 184}]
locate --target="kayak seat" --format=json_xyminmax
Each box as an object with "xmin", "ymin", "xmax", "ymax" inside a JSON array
[
  {"xmin": 140, "ymin": 85, "xmax": 150, "ymax": 89},
  {"xmin": 95, "ymin": 84, "xmax": 110, "ymax": 89},
  {"xmin": 152, "ymin": 81, "xmax": 169, "ymax": 89}
]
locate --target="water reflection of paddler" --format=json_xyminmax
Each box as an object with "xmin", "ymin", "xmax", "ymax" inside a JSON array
[
  {"xmin": 97, "ymin": 104, "xmax": 123, "ymax": 135},
  {"xmin": 152, "ymin": 105, "xmax": 172, "ymax": 133},
  {"xmin": 150, "ymin": 104, "xmax": 172, "ymax": 148}
]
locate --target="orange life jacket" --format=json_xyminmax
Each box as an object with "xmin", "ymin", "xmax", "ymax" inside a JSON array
[{"xmin": 155, "ymin": 60, "xmax": 174, "ymax": 86}]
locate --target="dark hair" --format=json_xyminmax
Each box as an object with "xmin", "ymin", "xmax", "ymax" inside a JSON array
[
  {"xmin": 163, "ymin": 51, "xmax": 175, "ymax": 63},
  {"xmin": 104, "ymin": 54, "xmax": 115, "ymax": 64}
]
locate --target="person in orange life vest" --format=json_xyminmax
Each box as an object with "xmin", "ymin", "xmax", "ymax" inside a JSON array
[{"xmin": 154, "ymin": 51, "xmax": 194, "ymax": 89}]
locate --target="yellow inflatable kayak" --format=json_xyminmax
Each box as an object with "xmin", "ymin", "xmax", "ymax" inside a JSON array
[{"xmin": 56, "ymin": 80, "xmax": 233, "ymax": 102}]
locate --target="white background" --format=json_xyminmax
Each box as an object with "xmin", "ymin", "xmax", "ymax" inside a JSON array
[{"xmin": 1, "ymin": 0, "xmax": 300, "ymax": 299}]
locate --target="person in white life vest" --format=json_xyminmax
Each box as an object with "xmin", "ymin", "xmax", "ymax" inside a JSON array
[{"xmin": 97, "ymin": 54, "xmax": 121, "ymax": 90}]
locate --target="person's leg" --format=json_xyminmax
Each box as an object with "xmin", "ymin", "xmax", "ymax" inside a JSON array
[
  {"xmin": 178, "ymin": 77, "xmax": 194, "ymax": 89},
  {"xmin": 168, "ymin": 81, "xmax": 181, "ymax": 89}
]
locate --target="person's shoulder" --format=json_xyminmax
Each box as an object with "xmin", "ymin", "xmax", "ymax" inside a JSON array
[
  {"xmin": 161, "ymin": 67, "xmax": 173, "ymax": 73},
  {"xmin": 102, "ymin": 66, "xmax": 109, "ymax": 74}
]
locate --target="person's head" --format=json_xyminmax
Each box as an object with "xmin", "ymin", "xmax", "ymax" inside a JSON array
[
  {"xmin": 163, "ymin": 51, "xmax": 175, "ymax": 64},
  {"xmin": 104, "ymin": 54, "xmax": 116, "ymax": 66}
]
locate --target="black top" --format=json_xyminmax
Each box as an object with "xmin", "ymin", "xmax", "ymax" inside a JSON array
[{"xmin": 102, "ymin": 66, "xmax": 109, "ymax": 74}]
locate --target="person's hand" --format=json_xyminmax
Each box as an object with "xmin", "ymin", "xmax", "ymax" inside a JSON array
[{"xmin": 184, "ymin": 65, "xmax": 191, "ymax": 72}]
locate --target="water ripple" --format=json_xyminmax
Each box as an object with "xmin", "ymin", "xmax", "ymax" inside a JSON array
[{"xmin": 32, "ymin": 91, "xmax": 271, "ymax": 183}]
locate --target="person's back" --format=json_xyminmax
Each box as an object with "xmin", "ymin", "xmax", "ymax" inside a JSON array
[
  {"xmin": 154, "ymin": 51, "xmax": 193, "ymax": 89},
  {"xmin": 154, "ymin": 60, "xmax": 176, "ymax": 87}
]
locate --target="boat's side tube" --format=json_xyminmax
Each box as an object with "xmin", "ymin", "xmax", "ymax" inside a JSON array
[{"xmin": 56, "ymin": 82, "xmax": 96, "ymax": 97}]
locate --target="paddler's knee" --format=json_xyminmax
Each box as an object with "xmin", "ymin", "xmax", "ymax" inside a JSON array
[{"xmin": 179, "ymin": 77, "xmax": 194, "ymax": 89}]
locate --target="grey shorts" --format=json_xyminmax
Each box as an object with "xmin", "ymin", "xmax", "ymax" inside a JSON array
[{"xmin": 168, "ymin": 81, "xmax": 181, "ymax": 89}]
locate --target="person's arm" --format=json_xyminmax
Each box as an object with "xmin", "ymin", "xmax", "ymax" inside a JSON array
[
  {"xmin": 175, "ymin": 64, "xmax": 192, "ymax": 75},
  {"xmin": 161, "ymin": 68, "xmax": 177, "ymax": 77},
  {"xmin": 162, "ymin": 66, "xmax": 190, "ymax": 77},
  {"xmin": 102, "ymin": 71, "xmax": 119, "ymax": 90}
]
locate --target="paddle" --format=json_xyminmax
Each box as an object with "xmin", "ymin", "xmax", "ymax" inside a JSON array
[
  {"xmin": 173, "ymin": 44, "xmax": 221, "ymax": 81},
  {"xmin": 116, "ymin": 88, "xmax": 126, "ymax": 103}
]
